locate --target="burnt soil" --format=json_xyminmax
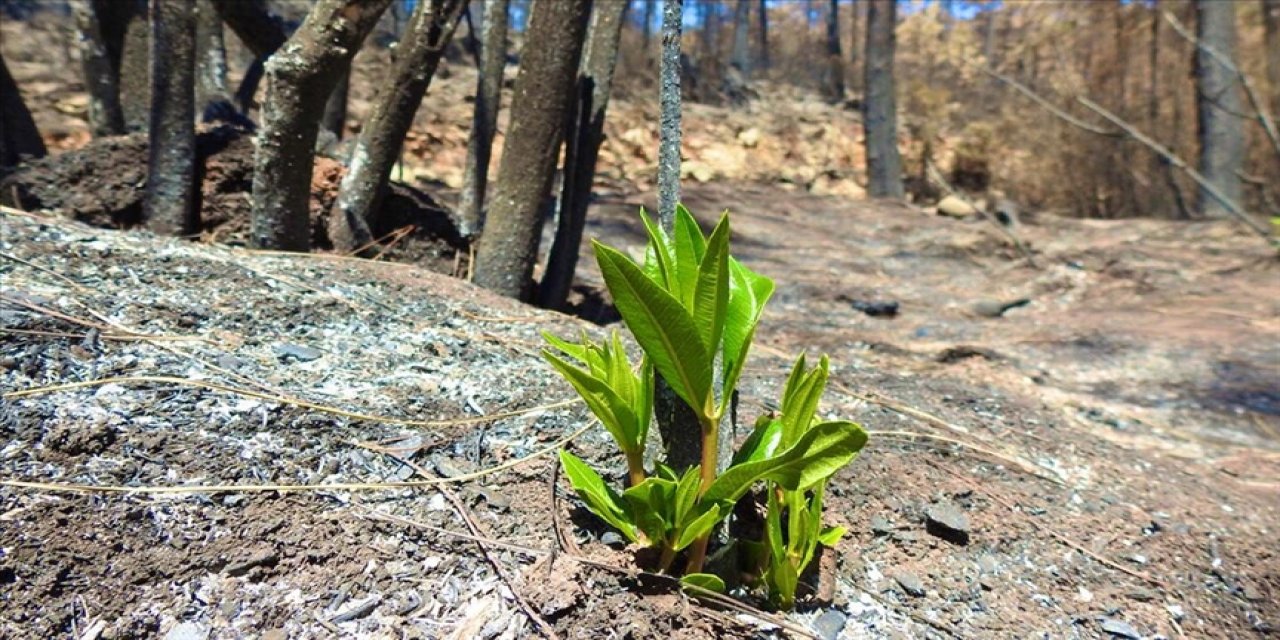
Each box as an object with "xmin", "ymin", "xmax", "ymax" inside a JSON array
[{"xmin": 3, "ymin": 180, "xmax": 1278, "ymax": 639}]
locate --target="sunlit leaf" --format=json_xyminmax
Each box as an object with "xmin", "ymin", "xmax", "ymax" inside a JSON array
[
  {"xmin": 674, "ymin": 505, "xmax": 721, "ymax": 550},
  {"xmin": 559, "ymin": 450, "xmax": 637, "ymax": 542},
  {"xmin": 703, "ymin": 421, "xmax": 868, "ymax": 506},
  {"xmin": 693, "ymin": 214, "xmax": 730, "ymax": 359},
  {"xmin": 680, "ymin": 573, "xmax": 726, "ymax": 593},
  {"xmin": 731, "ymin": 416, "xmax": 783, "ymax": 466}
]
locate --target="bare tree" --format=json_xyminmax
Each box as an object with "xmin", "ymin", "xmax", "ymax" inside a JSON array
[
  {"xmin": 757, "ymin": 0, "xmax": 770, "ymax": 71},
  {"xmin": 117, "ymin": 0, "xmax": 150, "ymax": 131},
  {"xmin": 250, "ymin": 0, "xmax": 393, "ymax": 251},
  {"xmin": 825, "ymin": 0, "xmax": 842, "ymax": 101},
  {"xmin": 472, "ymin": 0, "xmax": 592, "ymax": 299},
  {"xmin": 1265, "ymin": 0, "xmax": 1279, "ymax": 119},
  {"xmin": 539, "ymin": 0, "xmax": 628, "ymax": 310},
  {"xmin": 0, "ymin": 53, "xmax": 46, "ymax": 167},
  {"xmin": 145, "ymin": 0, "xmax": 198, "ymax": 236},
  {"xmin": 320, "ymin": 68, "xmax": 350, "ymax": 140},
  {"xmin": 457, "ymin": 0, "xmax": 511, "ymax": 238},
  {"xmin": 863, "ymin": 0, "xmax": 903, "ymax": 198},
  {"xmin": 71, "ymin": 0, "xmax": 126, "ymax": 136},
  {"xmin": 327, "ymin": 0, "xmax": 465, "ymax": 253},
  {"xmin": 194, "ymin": 0, "xmax": 232, "ymax": 119},
  {"xmin": 658, "ymin": 0, "xmax": 683, "ymax": 227},
  {"xmin": 730, "ymin": 0, "xmax": 750, "ymax": 75},
  {"xmin": 643, "ymin": 0, "xmax": 656, "ymax": 50},
  {"xmin": 1194, "ymin": 0, "xmax": 1243, "ymax": 218},
  {"xmin": 210, "ymin": 0, "xmax": 290, "ymax": 113}
]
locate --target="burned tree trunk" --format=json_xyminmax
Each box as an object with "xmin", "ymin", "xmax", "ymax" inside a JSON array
[
  {"xmin": 1265, "ymin": 0, "xmax": 1279, "ymax": 120},
  {"xmin": 71, "ymin": 0, "xmax": 126, "ymax": 137},
  {"xmin": 825, "ymin": 0, "xmax": 843, "ymax": 101},
  {"xmin": 194, "ymin": 0, "xmax": 232, "ymax": 120},
  {"xmin": 145, "ymin": 0, "xmax": 198, "ymax": 237},
  {"xmin": 730, "ymin": 0, "xmax": 750, "ymax": 76},
  {"xmin": 327, "ymin": 0, "xmax": 465, "ymax": 254},
  {"xmin": 472, "ymin": 0, "xmax": 592, "ymax": 299},
  {"xmin": 758, "ymin": 0, "xmax": 769, "ymax": 71},
  {"xmin": 117, "ymin": 0, "xmax": 150, "ymax": 131},
  {"xmin": 643, "ymin": 0, "xmax": 655, "ymax": 50},
  {"xmin": 250, "ymin": 0, "xmax": 393, "ymax": 251},
  {"xmin": 538, "ymin": 0, "xmax": 627, "ymax": 310},
  {"xmin": 211, "ymin": 0, "xmax": 290, "ymax": 113},
  {"xmin": 863, "ymin": 0, "xmax": 903, "ymax": 198},
  {"xmin": 320, "ymin": 68, "xmax": 350, "ymax": 141},
  {"xmin": 457, "ymin": 0, "xmax": 510, "ymax": 238},
  {"xmin": 657, "ymin": 0, "xmax": 683, "ymax": 227},
  {"xmin": 0, "ymin": 54, "xmax": 46, "ymax": 167},
  {"xmin": 1194, "ymin": 0, "xmax": 1243, "ymax": 218}
]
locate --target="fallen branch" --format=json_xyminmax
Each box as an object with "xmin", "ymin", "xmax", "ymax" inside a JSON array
[{"xmin": 979, "ymin": 67, "xmax": 1120, "ymax": 137}]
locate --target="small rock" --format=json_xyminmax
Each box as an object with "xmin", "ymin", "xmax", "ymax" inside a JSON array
[
  {"xmin": 330, "ymin": 595, "xmax": 381, "ymax": 623},
  {"xmin": 870, "ymin": 515, "xmax": 894, "ymax": 536},
  {"xmin": 737, "ymin": 127, "xmax": 761, "ymax": 148},
  {"xmin": 273, "ymin": 343, "xmax": 323, "ymax": 362},
  {"xmin": 164, "ymin": 621, "xmax": 210, "ymax": 640},
  {"xmin": 225, "ymin": 548, "xmax": 278, "ymax": 577},
  {"xmin": 260, "ymin": 631, "xmax": 287, "ymax": 640},
  {"xmin": 812, "ymin": 609, "xmax": 847, "ymax": 640},
  {"xmin": 1126, "ymin": 587, "xmax": 1157, "ymax": 602},
  {"xmin": 1100, "ymin": 618, "xmax": 1142, "ymax": 639},
  {"xmin": 936, "ymin": 195, "xmax": 977, "ymax": 218},
  {"xmin": 600, "ymin": 531, "xmax": 626, "ymax": 548},
  {"xmin": 970, "ymin": 298, "xmax": 1031, "ymax": 318},
  {"xmin": 893, "ymin": 570, "xmax": 926, "ymax": 597},
  {"xmin": 925, "ymin": 503, "xmax": 970, "ymax": 546},
  {"xmin": 847, "ymin": 299, "xmax": 899, "ymax": 318}
]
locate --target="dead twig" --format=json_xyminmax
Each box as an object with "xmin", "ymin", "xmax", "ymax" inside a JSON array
[{"xmin": 980, "ymin": 67, "xmax": 1120, "ymax": 137}]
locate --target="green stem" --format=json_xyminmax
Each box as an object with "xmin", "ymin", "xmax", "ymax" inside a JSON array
[
  {"xmin": 624, "ymin": 449, "xmax": 646, "ymax": 487},
  {"xmin": 657, "ymin": 541, "xmax": 677, "ymax": 573},
  {"xmin": 686, "ymin": 413, "xmax": 720, "ymax": 575}
]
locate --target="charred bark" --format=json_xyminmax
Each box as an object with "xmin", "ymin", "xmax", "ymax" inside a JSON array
[
  {"xmin": 730, "ymin": 0, "xmax": 750, "ymax": 75},
  {"xmin": 71, "ymin": 0, "xmax": 126, "ymax": 137},
  {"xmin": 758, "ymin": 0, "xmax": 769, "ymax": 71},
  {"xmin": 117, "ymin": 0, "xmax": 150, "ymax": 131},
  {"xmin": 194, "ymin": 0, "xmax": 233, "ymax": 121},
  {"xmin": 863, "ymin": 0, "xmax": 903, "ymax": 198},
  {"xmin": 0, "ymin": 53, "xmax": 46, "ymax": 167},
  {"xmin": 211, "ymin": 0, "xmax": 290, "ymax": 114},
  {"xmin": 538, "ymin": 0, "xmax": 627, "ymax": 310},
  {"xmin": 320, "ymin": 68, "xmax": 350, "ymax": 140},
  {"xmin": 472, "ymin": 0, "xmax": 591, "ymax": 300},
  {"xmin": 145, "ymin": 0, "xmax": 198, "ymax": 236},
  {"xmin": 327, "ymin": 0, "xmax": 465, "ymax": 254},
  {"xmin": 1194, "ymin": 0, "xmax": 1243, "ymax": 218},
  {"xmin": 825, "ymin": 0, "xmax": 843, "ymax": 101},
  {"xmin": 250, "ymin": 0, "xmax": 393, "ymax": 251},
  {"xmin": 657, "ymin": 0, "xmax": 683, "ymax": 226},
  {"xmin": 457, "ymin": 0, "xmax": 510, "ymax": 238}
]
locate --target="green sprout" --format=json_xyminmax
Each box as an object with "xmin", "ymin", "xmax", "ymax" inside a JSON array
[{"xmin": 544, "ymin": 205, "xmax": 868, "ymax": 606}]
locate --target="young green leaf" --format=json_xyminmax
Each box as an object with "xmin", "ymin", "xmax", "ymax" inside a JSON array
[
  {"xmin": 765, "ymin": 556, "xmax": 799, "ymax": 609},
  {"xmin": 692, "ymin": 215, "xmax": 731, "ymax": 359},
  {"xmin": 720, "ymin": 258, "xmax": 774, "ymax": 407},
  {"xmin": 672, "ymin": 206, "xmax": 705, "ymax": 307},
  {"xmin": 638, "ymin": 207, "xmax": 675, "ymax": 289},
  {"xmin": 594, "ymin": 241, "xmax": 712, "ymax": 413},
  {"xmin": 542, "ymin": 349, "xmax": 640, "ymax": 453},
  {"xmin": 680, "ymin": 573, "xmax": 726, "ymax": 593},
  {"xmin": 674, "ymin": 504, "xmax": 722, "ymax": 551},
  {"xmin": 622, "ymin": 476, "xmax": 677, "ymax": 545},
  {"xmin": 731, "ymin": 416, "xmax": 783, "ymax": 466},
  {"xmin": 702, "ymin": 420, "xmax": 868, "ymax": 506},
  {"xmin": 817, "ymin": 525, "xmax": 847, "ymax": 547},
  {"xmin": 780, "ymin": 355, "xmax": 829, "ymax": 447},
  {"xmin": 559, "ymin": 450, "xmax": 638, "ymax": 542}
]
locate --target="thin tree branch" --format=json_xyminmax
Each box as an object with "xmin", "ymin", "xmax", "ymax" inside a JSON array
[
  {"xmin": 1077, "ymin": 96, "xmax": 1271, "ymax": 238},
  {"xmin": 980, "ymin": 67, "xmax": 1121, "ymax": 137}
]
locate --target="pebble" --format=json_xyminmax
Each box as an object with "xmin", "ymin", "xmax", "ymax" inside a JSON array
[
  {"xmin": 925, "ymin": 503, "xmax": 970, "ymax": 546},
  {"xmin": 274, "ymin": 343, "xmax": 323, "ymax": 362},
  {"xmin": 330, "ymin": 595, "xmax": 381, "ymax": 623},
  {"xmin": 600, "ymin": 531, "xmax": 626, "ymax": 548},
  {"xmin": 164, "ymin": 621, "xmax": 210, "ymax": 640},
  {"xmin": 893, "ymin": 570, "xmax": 926, "ymax": 597},
  {"xmin": 870, "ymin": 515, "xmax": 893, "ymax": 536},
  {"xmin": 225, "ymin": 548, "xmax": 278, "ymax": 577},
  {"xmin": 1100, "ymin": 618, "xmax": 1141, "ymax": 639},
  {"xmin": 812, "ymin": 609, "xmax": 847, "ymax": 640}
]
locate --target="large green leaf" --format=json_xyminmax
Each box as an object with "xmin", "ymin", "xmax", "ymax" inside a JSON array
[
  {"xmin": 638, "ymin": 208, "xmax": 674, "ymax": 290},
  {"xmin": 594, "ymin": 241, "xmax": 712, "ymax": 413},
  {"xmin": 721, "ymin": 258, "xmax": 774, "ymax": 407},
  {"xmin": 702, "ymin": 421, "xmax": 868, "ymax": 506},
  {"xmin": 559, "ymin": 450, "xmax": 637, "ymax": 542},
  {"xmin": 693, "ymin": 215, "xmax": 731, "ymax": 359},
  {"xmin": 542, "ymin": 349, "xmax": 640, "ymax": 453},
  {"xmin": 674, "ymin": 505, "xmax": 722, "ymax": 551},
  {"xmin": 672, "ymin": 206, "xmax": 706, "ymax": 307}
]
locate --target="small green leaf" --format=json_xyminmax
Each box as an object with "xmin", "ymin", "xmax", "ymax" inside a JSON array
[
  {"xmin": 639, "ymin": 208, "xmax": 675, "ymax": 289},
  {"xmin": 680, "ymin": 573, "xmax": 726, "ymax": 593},
  {"xmin": 731, "ymin": 416, "xmax": 783, "ymax": 466},
  {"xmin": 781, "ymin": 355, "xmax": 829, "ymax": 447},
  {"xmin": 721, "ymin": 258, "xmax": 774, "ymax": 406},
  {"xmin": 765, "ymin": 557, "xmax": 799, "ymax": 610},
  {"xmin": 542, "ymin": 349, "xmax": 640, "ymax": 453},
  {"xmin": 703, "ymin": 421, "xmax": 868, "ymax": 506},
  {"xmin": 559, "ymin": 450, "xmax": 637, "ymax": 542},
  {"xmin": 673, "ymin": 465, "xmax": 701, "ymax": 525},
  {"xmin": 674, "ymin": 504, "xmax": 721, "ymax": 550},
  {"xmin": 622, "ymin": 477, "xmax": 677, "ymax": 545},
  {"xmin": 594, "ymin": 241, "xmax": 712, "ymax": 413},
  {"xmin": 672, "ymin": 206, "xmax": 706, "ymax": 307},
  {"xmin": 817, "ymin": 525, "xmax": 847, "ymax": 547}
]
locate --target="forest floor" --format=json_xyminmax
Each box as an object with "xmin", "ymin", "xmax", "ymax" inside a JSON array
[
  {"xmin": 2, "ymin": 182, "xmax": 1278, "ymax": 639},
  {"xmin": 3, "ymin": 12, "xmax": 1280, "ymax": 640}
]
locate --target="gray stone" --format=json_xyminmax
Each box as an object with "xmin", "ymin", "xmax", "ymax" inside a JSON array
[
  {"xmin": 926, "ymin": 503, "xmax": 970, "ymax": 545},
  {"xmin": 274, "ymin": 342, "xmax": 323, "ymax": 361},
  {"xmin": 600, "ymin": 531, "xmax": 625, "ymax": 548},
  {"xmin": 870, "ymin": 515, "xmax": 894, "ymax": 536},
  {"xmin": 893, "ymin": 570, "xmax": 926, "ymax": 597},
  {"xmin": 164, "ymin": 621, "xmax": 210, "ymax": 640},
  {"xmin": 812, "ymin": 609, "xmax": 848, "ymax": 640},
  {"xmin": 1101, "ymin": 618, "xmax": 1142, "ymax": 639}
]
